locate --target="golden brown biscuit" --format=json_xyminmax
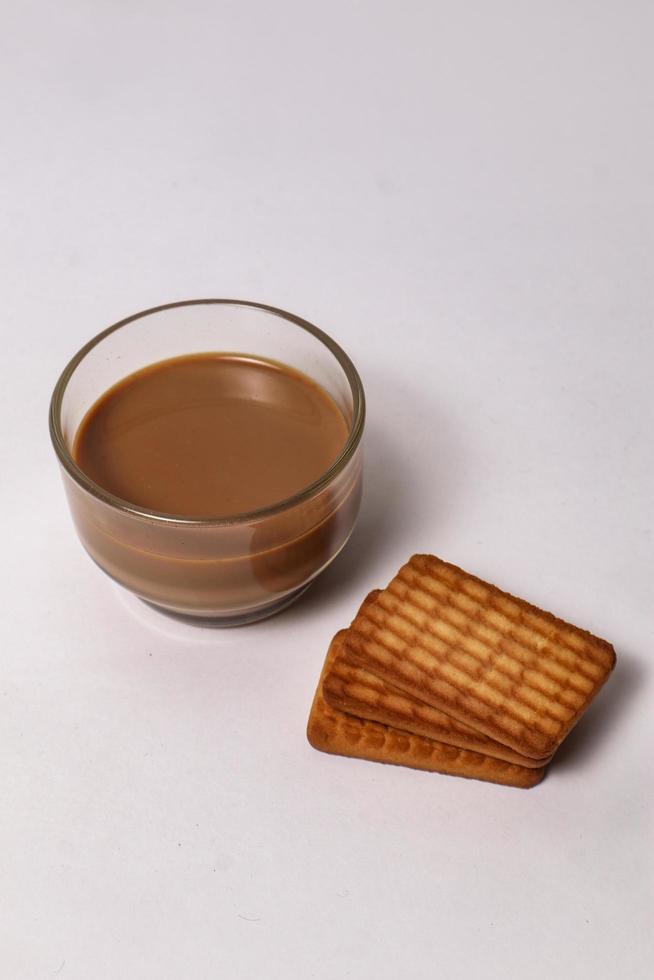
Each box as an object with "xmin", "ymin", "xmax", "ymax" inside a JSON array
[
  {"xmin": 358, "ymin": 588, "xmax": 382, "ymax": 613},
  {"xmin": 345, "ymin": 555, "xmax": 616, "ymax": 759},
  {"xmin": 307, "ymin": 633, "xmax": 546, "ymax": 788},
  {"xmin": 323, "ymin": 638, "xmax": 552, "ymax": 768}
]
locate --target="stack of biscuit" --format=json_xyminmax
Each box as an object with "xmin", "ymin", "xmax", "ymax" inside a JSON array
[{"xmin": 307, "ymin": 554, "xmax": 615, "ymax": 787}]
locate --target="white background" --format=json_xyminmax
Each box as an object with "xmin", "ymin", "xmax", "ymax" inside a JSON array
[{"xmin": 2, "ymin": 2, "xmax": 652, "ymax": 977}]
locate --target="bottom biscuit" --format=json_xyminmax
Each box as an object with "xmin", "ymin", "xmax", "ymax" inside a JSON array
[{"xmin": 307, "ymin": 635, "xmax": 546, "ymax": 789}]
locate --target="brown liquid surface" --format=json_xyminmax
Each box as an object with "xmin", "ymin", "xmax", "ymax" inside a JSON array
[{"xmin": 73, "ymin": 354, "xmax": 349, "ymax": 518}]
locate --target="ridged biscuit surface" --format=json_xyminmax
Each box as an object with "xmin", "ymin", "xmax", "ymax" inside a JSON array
[
  {"xmin": 345, "ymin": 555, "xmax": 616, "ymax": 759},
  {"xmin": 307, "ymin": 633, "xmax": 546, "ymax": 788},
  {"xmin": 323, "ymin": 639, "xmax": 551, "ymax": 768}
]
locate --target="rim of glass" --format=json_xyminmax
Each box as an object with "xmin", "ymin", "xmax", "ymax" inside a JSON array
[{"xmin": 49, "ymin": 299, "xmax": 366, "ymax": 527}]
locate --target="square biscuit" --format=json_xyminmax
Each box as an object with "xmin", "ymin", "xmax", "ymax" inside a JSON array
[{"xmin": 344, "ymin": 555, "xmax": 616, "ymax": 759}]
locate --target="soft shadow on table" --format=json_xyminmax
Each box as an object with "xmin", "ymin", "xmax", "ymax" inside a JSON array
[
  {"xmin": 553, "ymin": 652, "xmax": 643, "ymax": 771},
  {"xmin": 288, "ymin": 370, "xmax": 466, "ymax": 621}
]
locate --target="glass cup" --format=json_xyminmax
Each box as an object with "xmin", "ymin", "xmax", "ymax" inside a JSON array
[{"xmin": 49, "ymin": 300, "xmax": 365, "ymax": 625}]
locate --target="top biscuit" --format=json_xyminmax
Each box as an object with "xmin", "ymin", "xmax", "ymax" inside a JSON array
[{"xmin": 344, "ymin": 554, "xmax": 616, "ymax": 759}]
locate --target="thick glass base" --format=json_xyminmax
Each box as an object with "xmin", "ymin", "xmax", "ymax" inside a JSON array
[{"xmin": 139, "ymin": 582, "xmax": 312, "ymax": 628}]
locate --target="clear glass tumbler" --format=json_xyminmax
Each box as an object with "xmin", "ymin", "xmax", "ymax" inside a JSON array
[{"xmin": 49, "ymin": 300, "xmax": 365, "ymax": 625}]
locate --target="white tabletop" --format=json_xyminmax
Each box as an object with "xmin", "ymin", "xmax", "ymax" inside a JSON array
[{"xmin": 2, "ymin": 3, "xmax": 652, "ymax": 978}]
